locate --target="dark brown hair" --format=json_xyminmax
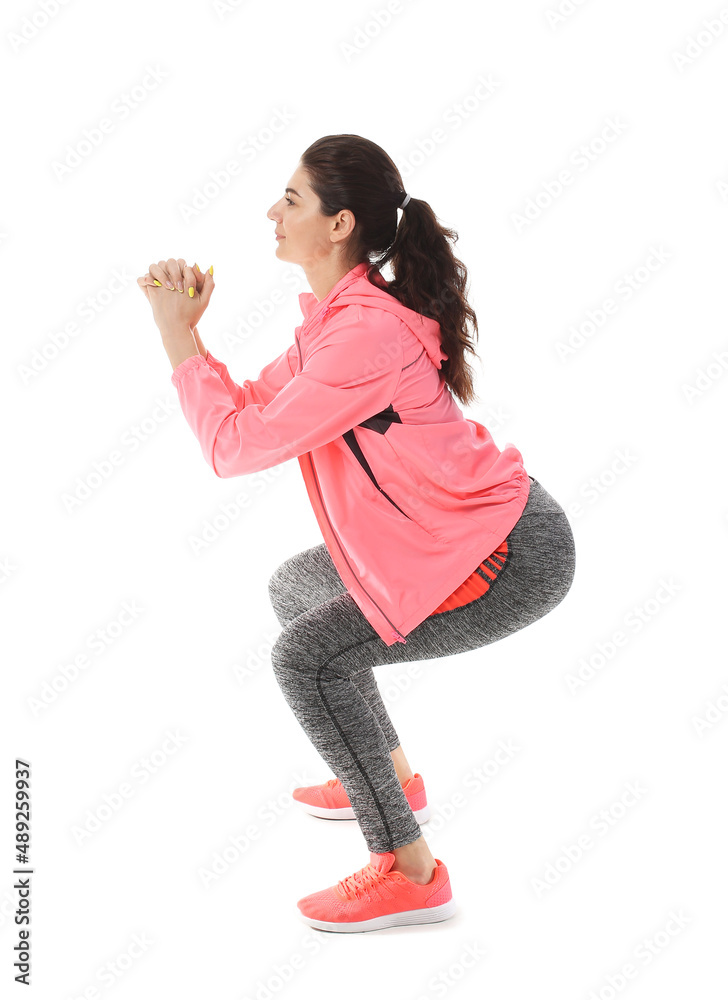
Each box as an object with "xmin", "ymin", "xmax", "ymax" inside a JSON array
[{"xmin": 300, "ymin": 134, "xmax": 481, "ymax": 407}]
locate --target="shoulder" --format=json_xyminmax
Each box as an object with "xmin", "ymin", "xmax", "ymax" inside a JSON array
[
  {"xmin": 305, "ymin": 304, "xmax": 405, "ymax": 384},
  {"xmin": 319, "ymin": 303, "xmax": 404, "ymax": 357},
  {"xmin": 325, "ymin": 301, "xmax": 408, "ymax": 338}
]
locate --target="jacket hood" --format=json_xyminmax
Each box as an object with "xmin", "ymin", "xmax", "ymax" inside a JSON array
[{"xmin": 297, "ymin": 262, "xmax": 449, "ymax": 370}]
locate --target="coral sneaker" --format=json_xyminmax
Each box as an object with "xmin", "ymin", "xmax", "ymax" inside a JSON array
[
  {"xmin": 297, "ymin": 851, "xmax": 456, "ymax": 932},
  {"xmin": 292, "ymin": 773, "xmax": 430, "ymax": 824}
]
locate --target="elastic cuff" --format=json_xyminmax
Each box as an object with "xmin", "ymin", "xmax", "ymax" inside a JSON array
[{"xmin": 171, "ymin": 353, "xmax": 207, "ymax": 387}]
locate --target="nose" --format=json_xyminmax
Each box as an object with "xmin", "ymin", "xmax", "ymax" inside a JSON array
[{"xmin": 267, "ymin": 201, "xmax": 282, "ymax": 222}]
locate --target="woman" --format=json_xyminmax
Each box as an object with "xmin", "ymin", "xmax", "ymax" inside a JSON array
[{"xmin": 138, "ymin": 134, "xmax": 576, "ymax": 934}]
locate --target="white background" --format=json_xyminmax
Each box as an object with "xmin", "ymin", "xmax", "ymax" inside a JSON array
[{"xmin": 3, "ymin": 0, "xmax": 727, "ymax": 997}]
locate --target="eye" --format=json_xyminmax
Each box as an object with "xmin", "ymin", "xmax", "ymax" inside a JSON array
[{"xmin": 285, "ymin": 196, "xmax": 294, "ymax": 206}]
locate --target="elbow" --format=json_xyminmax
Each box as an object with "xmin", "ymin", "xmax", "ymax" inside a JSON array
[
  {"xmin": 210, "ymin": 457, "xmax": 232, "ymax": 479},
  {"xmin": 208, "ymin": 451, "xmax": 245, "ymax": 480},
  {"xmin": 207, "ymin": 439, "xmax": 275, "ymax": 479},
  {"xmin": 206, "ymin": 447, "xmax": 227, "ymax": 479}
]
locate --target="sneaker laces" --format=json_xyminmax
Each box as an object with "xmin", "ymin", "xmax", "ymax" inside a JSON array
[
  {"xmin": 337, "ymin": 863, "xmax": 389, "ymax": 901},
  {"xmin": 324, "ymin": 778, "xmax": 341, "ymax": 789}
]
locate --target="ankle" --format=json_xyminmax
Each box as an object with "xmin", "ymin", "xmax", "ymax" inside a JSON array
[{"xmin": 398, "ymin": 772, "xmax": 415, "ymax": 787}]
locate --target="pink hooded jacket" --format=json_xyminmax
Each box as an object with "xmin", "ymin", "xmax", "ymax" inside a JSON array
[{"xmin": 170, "ymin": 261, "xmax": 531, "ymax": 646}]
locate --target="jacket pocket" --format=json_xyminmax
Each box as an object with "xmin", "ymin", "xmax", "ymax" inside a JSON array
[{"xmin": 342, "ymin": 429, "xmax": 415, "ymax": 521}]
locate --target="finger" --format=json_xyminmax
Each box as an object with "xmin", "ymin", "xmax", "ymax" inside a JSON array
[
  {"xmin": 162, "ymin": 259, "xmax": 183, "ymax": 292},
  {"xmin": 182, "ymin": 264, "xmax": 197, "ymax": 298},
  {"xmin": 150, "ymin": 263, "xmax": 174, "ymax": 290},
  {"xmin": 167, "ymin": 258, "xmax": 187, "ymax": 293},
  {"xmin": 193, "ymin": 262, "xmax": 206, "ymax": 293},
  {"xmin": 199, "ymin": 268, "xmax": 215, "ymax": 309}
]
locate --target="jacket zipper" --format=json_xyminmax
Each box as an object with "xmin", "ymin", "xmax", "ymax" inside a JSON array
[
  {"xmin": 296, "ymin": 325, "xmax": 406, "ymax": 644},
  {"xmin": 306, "ymin": 447, "xmax": 407, "ymax": 645}
]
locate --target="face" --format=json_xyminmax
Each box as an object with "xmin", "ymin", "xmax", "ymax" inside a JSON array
[{"xmin": 266, "ymin": 163, "xmax": 357, "ymax": 268}]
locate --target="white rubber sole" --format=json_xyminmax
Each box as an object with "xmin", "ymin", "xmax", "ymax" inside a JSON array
[
  {"xmin": 295, "ymin": 801, "xmax": 431, "ymax": 824},
  {"xmin": 299, "ymin": 896, "xmax": 456, "ymax": 932}
]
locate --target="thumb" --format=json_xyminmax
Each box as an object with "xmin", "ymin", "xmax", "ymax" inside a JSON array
[{"xmin": 199, "ymin": 268, "xmax": 215, "ymax": 308}]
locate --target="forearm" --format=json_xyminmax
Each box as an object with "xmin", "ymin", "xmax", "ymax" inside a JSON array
[
  {"xmin": 161, "ymin": 324, "xmax": 204, "ymax": 371},
  {"xmin": 191, "ymin": 325, "xmax": 208, "ymax": 361}
]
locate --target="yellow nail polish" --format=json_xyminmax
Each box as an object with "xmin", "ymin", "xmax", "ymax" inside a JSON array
[
  {"xmin": 153, "ymin": 279, "xmax": 162, "ymax": 286},
  {"xmin": 188, "ymin": 286, "xmax": 194, "ymax": 297},
  {"xmin": 208, "ymin": 265, "xmax": 213, "ymax": 276},
  {"xmin": 194, "ymin": 262, "xmax": 199, "ymax": 271}
]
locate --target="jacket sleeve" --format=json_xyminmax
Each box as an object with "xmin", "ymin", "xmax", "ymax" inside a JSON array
[
  {"xmin": 170, "ymin": 309, "xmax": 404, "ymax": 478},
  {"xmin": 203, "ymin": 344, "xmax": 297, "ymax": 410}
]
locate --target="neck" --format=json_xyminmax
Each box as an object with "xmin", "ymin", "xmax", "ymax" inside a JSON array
[{"xmin": 302, "ymin": 257, "xmax": 360, "ymax": 302}]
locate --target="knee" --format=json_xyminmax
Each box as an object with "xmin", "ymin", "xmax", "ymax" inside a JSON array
[
  {"xmin": 267, "ymin": 564, "xmax": 283, "ymax": 604},
  {"xmin": 267, "ymin": 560, "xmax": 294, "ymax": 618},
  {"xmin": 269, "ymin": 630, "xmax": 289, "ymax": 676},
  {"xmin": 551, "ymin": 520, "xmax": 576, "ymax": 608},
  {"xmin": 563, "ymin": 521, "xmax": 577, "ymax": 595},
  {"xmin": 270, "ymin": 625, "xmax": 304, "ymax": 681},
  {"xmin": 270, "ymin": 618, "xmax": 329, "ymax": 686}
]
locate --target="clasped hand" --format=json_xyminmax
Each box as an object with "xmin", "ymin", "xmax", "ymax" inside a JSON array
[{"xmin": 137, "ymin": 258, "xmax": 215, "ymax": 334}]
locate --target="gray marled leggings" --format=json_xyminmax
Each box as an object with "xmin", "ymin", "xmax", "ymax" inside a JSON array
[{"xmin": 268, "ymin": 476, "xmax": 575, "ymax": 854}]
